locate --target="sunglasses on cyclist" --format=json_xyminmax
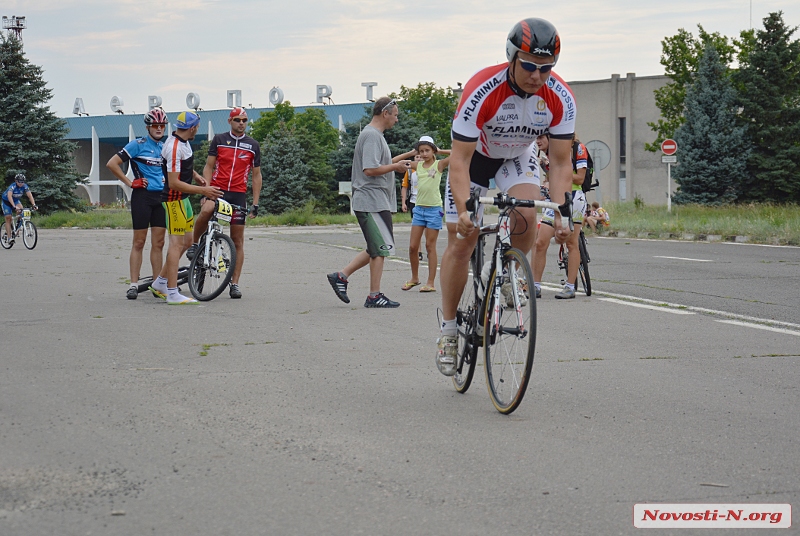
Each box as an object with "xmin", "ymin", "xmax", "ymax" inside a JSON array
[
  {"xmin": 231, "ymin": 118, "xmax": 248, "ymax": 123},
  {"xmin": 150, "ymin": 123, "xmax": 167, "ymax": 128},
  {"xmin": 518, "ymin": 58, "xmax": 556, "ymax": 74}
]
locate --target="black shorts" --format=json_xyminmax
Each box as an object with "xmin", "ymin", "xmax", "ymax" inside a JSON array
[
  {"xmin": 469, "ymin": 152, "xmax": 505, "ymax": 188},
  {"xmin": 204, "ymin": 191, "xmax": 248, "ymax": 225},
  {"xmin": 131, "ymin": 189, "xmax": 166, "ymax": 230}
]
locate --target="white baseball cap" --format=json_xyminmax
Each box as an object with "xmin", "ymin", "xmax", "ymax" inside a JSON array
[{"xmin": 415, "ymin": 135, "xmax": 438, "ymax": 151}]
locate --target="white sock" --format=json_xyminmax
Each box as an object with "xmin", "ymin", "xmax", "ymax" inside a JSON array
[
  {"xmin": 167, "ymin": 287, "xmax": 188, "ymax": 301},
  {"xmin": 441, "ymin": 319, "xmax": 457, "ymax": 336},
  {"xmin": 534, "ymin": 282, "xmax": 541, "ymax": 291},
  {"xmin": 152, "ymin": 276, "xmax": 168, "ymax": 290},
  {"xmin": 565, "ymin": 283, "xmax": 575, "ymax": 291},
  {"xmin": 130, "ymin": 282, "xmax": 138, "ymax": 289}
]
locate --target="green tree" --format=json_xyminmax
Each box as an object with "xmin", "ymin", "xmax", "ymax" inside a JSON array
[
  {"xmin": 672, "ymin": 44, "xmax": 750, "ymax": 205},
  {"xmin": 250, "ymin": 102, "xmax": 339, "ymax": 210},
  {"xmin": 646, "ymin": 26, "xmax": 738, "ymax": 152},
  {"xmin": 0, "ymin": 33, "xmax": 83, "ymax": 212},
  {"xmin": 733, "ymin": 11, "xmax": 800, "ymax": 202},
  {"xmin": 389, "ymin": 82, "xmax": 458, "ymax": 149},
  {"xmin": 249, "ymin": 101, "xmax": 296, "ymax": 142},
  {"xmin": 258, "ymin": 125, "xmax": 311, "ymax": 214}
]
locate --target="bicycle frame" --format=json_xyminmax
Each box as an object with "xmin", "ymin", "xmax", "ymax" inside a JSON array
[
  {"xmin": 198, "ymin": 199, "xmax": 235, "ymax": 269},
  {"xmin": 475, "ymin": 192, "xmax": 572, "ymax": 338}
]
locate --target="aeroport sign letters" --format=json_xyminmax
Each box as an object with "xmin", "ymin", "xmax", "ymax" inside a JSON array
[{"xmin": 72, "ymin": 82, "xmax": 380, "ymax": 116}]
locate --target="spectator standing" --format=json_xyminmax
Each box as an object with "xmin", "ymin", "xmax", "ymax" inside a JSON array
[
  {"xmin": 326, "ymin": 97, "xmax": 414, "ymax": 308},
  {"xmin": 401, "ymin": 136, "xmax": 450, "ymax": 293}
]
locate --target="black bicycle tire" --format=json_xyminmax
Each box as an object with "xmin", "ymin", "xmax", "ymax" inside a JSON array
[
  {"xmin": 188, "ymin": 232, "xmax": 237, "ymax": 301},
  {"xmin": 578, "ymin": 232, "xmax": 592, "ymax": 296},
  {"xmin": 22, "ymin": 221, "xmax": 37, "ymax": 249},
  {"xmin": 136, "ymin": 266, "xmax": 190, "ymax": 293},
  {"xmin": 483, "ymin": 248, "xmax": 536, "ymax": 414},
  {"xmin": 453, "ymin": 236, "xmax": 483, "ymax": 394},
  {"xmin": 0, "ymin": 225, "xmax": 12, "ymax": 249}
]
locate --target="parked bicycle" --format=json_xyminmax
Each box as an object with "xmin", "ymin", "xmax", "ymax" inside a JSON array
[
  {"xmin": 557, "ymin": 229, "xmax": 591, "ymax": 296},
  {"xmin": 1, "ymin": 206, "xmax": 38, "ymax": 250},
  {"xmin": 188, "ymin": 199, "xmax": 238, "ymax": 301},
  {"xmin": 454, "ymin": 191, "xmax": 572, "ymax": 414}
]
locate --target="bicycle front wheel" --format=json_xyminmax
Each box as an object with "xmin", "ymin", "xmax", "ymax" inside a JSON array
[
  {"xmin": 0, "ymin": 225, "xmax": 12, "ymax": 249},
  {"xmin": 578, "ymin": 232, "xmax": 591, "ymax": 296},
  {"xmin": 22, "ymin": 221, "xmax": 37, "ymax": 249},
  {"xmin": 188, "ymin": 232, "xmax": 237, "ymax": 301},
  {"xmin": 483, "ymin": 248, "xmax": 536, "ymax": 414}
]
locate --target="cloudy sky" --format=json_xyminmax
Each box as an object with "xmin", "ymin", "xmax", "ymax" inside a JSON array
[{"xmin": 6, "ymin": 0, "xmax": 799, "ymax": 117}]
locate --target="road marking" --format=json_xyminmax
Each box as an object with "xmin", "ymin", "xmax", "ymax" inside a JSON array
[
  {"xmin": 654, "ymin": 255, "xmax": 713, "ymax": 262},
  {"xmin": 715, "ymin": 320, "xmax": 800, "ymax": 337},
  {"xmin": 583, "ymin": 290, "xmax": 800, "ymax": 333},
  {"xmin": 598, "ymin": 298, "xmax": 695, "ymax": 315}
]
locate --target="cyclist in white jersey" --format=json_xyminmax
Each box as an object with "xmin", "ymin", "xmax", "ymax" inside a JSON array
[{"xmin": 436, "ymin": 18, "xmax": 577, "ymax": 376}]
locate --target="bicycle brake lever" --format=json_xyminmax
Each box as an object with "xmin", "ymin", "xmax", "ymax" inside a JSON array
[{"xmin": 558, "ymin": 192, "xmax": 574, "ymax": 233}]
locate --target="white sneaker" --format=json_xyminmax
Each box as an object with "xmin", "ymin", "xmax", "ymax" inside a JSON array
[
  {"xmin": 436, "ymin": 335, "xmax": 458, "ymax": 376},
  {"xmin": 167, "ymin": 294, "xmax": 198, "ymax": 305}
]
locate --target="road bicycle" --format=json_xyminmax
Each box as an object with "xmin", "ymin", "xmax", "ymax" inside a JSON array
[
  {"xmin": 136, "ymin": 266, "xmax": 190, "ymax": 294},
  {"xmin": 1, "ymin": 206, "xmax": 38, "ymax": 250},
  {"xmin": 188, "ymin": 199, "xmax": 238, "ymax": 301},
  {"xmin": 454, "ymin": 191, "xmax": 572, "ymax": 414},
  {"xmin": 557, "ymin": 228, "xmax": 592, "ymax": 296}
]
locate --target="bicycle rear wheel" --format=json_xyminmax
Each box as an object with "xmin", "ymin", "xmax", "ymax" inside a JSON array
[
  {"xmin": 188, "ymin": 232, "xmax": 236, "ymax": 301},
  {"xmin": 22, "ymin": 221, "xmax": 37, "ymax": 249},
  {"xmin": 0, "ymin": 225, "xmax": 12, "ymax": 249},
  {"xmin": 483, "ymin": 248, "xmax": 536, "ymax": 414},
  {"xmin": 453, "ymin": 239, "xmax": 484, "ymax": 394},
  {"xmin": 578, "ymin": 232, "xmax": 591, "ymax": 296}
]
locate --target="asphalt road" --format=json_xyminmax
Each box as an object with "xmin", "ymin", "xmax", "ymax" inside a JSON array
[{"xmin": 1, "ymin": 227, "xmax": 798, "ymax": 535}]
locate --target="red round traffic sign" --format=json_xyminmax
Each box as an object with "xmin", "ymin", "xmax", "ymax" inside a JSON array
[{"xmin": 661, "ymin": 139, "xmax": 678, "ymax": 155}]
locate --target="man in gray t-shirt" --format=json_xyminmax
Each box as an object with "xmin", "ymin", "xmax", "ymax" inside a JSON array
[{"xmin": 326, "ymin": 97, "xmax": 415, "ymax": 309}]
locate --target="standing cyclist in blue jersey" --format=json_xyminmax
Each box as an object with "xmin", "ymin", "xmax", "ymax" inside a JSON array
[
  {"xmin": 106, "ymin": 108, "xmax": 169, "ymax": 299},
  {"xmin": 2, "ymin": 173, "xmax": 37, "ymax": 246}
]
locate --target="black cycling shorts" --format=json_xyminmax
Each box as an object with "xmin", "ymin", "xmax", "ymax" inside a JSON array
[
  {"xmin": 203, "ymin": 191, "xmax": 248, "ymax": 225},
  {"xmin": 131, "ymin": 189, "xmax": 166, "ymax": 230}
]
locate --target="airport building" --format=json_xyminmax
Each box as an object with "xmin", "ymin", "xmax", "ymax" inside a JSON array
[{"xmin": 62, "ymin": 73, "xmax": 671, "ymax": 207}]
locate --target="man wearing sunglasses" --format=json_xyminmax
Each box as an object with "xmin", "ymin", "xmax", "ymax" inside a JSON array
[
  {"xmin": 106, "ymin": 108, "xmax": 169, "ymax": 299},
  {"xmin": 435, "ymin": 17, "xmax": 577, "ymax": 376},
  {"xmin": 188, "ymin": 107, "xmax": 262, "ymax": 299},
  {"xmin": 326, "ymin": 96, "xmax": 415, "ymax": 308}
]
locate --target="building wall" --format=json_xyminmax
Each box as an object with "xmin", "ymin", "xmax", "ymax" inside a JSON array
[
  {"xmin": 73, "ymin": 141, "xmax": 128, "ymax": 205},
  {"xmin": 569, "ymin": 73, "xmax": 671, "ymax": 206}
]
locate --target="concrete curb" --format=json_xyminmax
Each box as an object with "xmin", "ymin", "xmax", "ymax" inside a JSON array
[{"xmin": 601, "ymin": 230, "xmax": 764, "ymax": 244}]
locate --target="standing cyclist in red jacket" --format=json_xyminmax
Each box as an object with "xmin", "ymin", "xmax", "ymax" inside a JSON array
[{"xmin": 188, "ymin": 107, "xmax": 262, "ymax": 299}]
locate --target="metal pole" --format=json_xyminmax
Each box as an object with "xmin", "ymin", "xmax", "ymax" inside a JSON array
[{"xmin": 667, "ymin": 163, "xmax": 672, "ymax": 212}]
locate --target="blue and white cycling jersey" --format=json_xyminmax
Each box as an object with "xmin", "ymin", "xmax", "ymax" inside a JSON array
[
  {"xmin": 117, "ymin": 136, "xmax": 166, "ymax": 192},
  {"xmin": 2, "ymin": 183, "xmax": 30, "ymax": 206}
]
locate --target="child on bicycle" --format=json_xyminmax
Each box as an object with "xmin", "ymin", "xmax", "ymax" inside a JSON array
[
  {"xmin": 3, "ymin": 173, "xmax": 37, "ymax": 246},
  {"xmin": 401, "ymin": 136, "xmax": 450, "ymax": 294}
]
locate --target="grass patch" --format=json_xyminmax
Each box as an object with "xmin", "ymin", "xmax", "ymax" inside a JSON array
[
  {"xmin": 35, "ymin": 201, "xmax": 414, "ymax": 229},
  {"xmin": 579, "ymin": 358, "xmax": 603, "ymax": 362},
  {"xmin": 641, "ymin": 356, "xmax": 677, "ymax": 360},
  {"xmin": 602, "ymin": 201, "xmax": 800, "ymax": 245}
]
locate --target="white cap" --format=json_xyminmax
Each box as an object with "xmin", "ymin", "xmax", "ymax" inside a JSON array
[{"xmin": 418, "ymin": 135, "xmax": 435, "ymax": 144}]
